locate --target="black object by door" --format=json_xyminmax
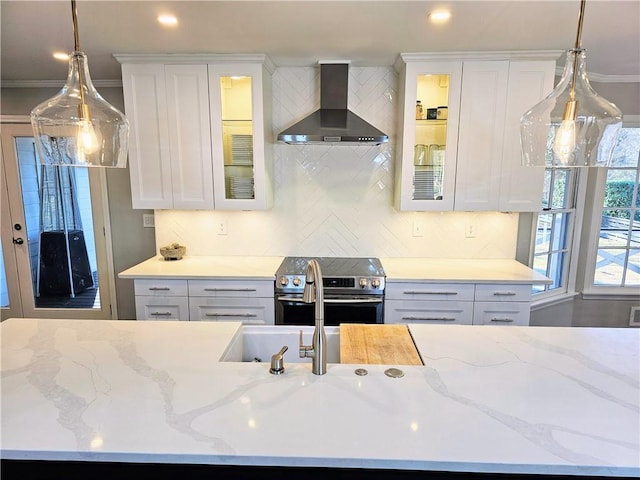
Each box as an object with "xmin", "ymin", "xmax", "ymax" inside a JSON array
[{"xmin": 38, "ymin": 230, "xmax": 93, "ymax": 296}]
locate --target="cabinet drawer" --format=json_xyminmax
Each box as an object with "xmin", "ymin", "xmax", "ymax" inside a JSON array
[
  {"xmin": 189, "ymin": 297, "xmax": 274, "ymax": 324},
  {"xmin": 134, "ymin": 279, "xmax": 188, "ymax": 296},
  {"xmin": 135, "ymin": 296, "xmax": 189, "ymax": 320},
  {"xmin": 473, "ymin": 301, "xmax": 530, "ymax": 326},
  {"xmin": 384, "ymin": 299, "xmax": 473, "ymax": 325},
  {"xmin": 385, "ymin": 283, "xmax": 475, "ymax": 302},
  {"xmin": 474, "ymin": 284, "xmax": 531, "ymax": 302},
  {"xmin": 188, "ymin": 279, "xmax": 274, "ymax": 297}
]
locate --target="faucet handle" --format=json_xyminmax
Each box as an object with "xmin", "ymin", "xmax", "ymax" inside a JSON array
[
  {"xmin": 299, "ymin": 330, "xmax": 314, "ymax": 359},
  {"xmin": 269, "ymin": 345, "xmax": 288, "ymax": 375}
]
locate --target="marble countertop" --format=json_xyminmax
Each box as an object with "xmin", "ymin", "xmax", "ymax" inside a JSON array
[
  {"xmin": 119, "ymin": 256, "xmax": 550, "ymax": 284},
  {"xmin": 118, "ymin": 255, "xmax": 284, "ymax": 280},
  {"xmin": 379, "ymin": 257, "xmax": 551, "ymax": 284},
  {"xmin": 1, "ymin": 318, "xmax": 637, "ymax": 477}
]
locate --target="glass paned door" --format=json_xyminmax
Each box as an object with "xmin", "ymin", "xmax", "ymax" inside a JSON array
[
  {"xmin": 219, "ymin": 75, "xmax": 255, "ymax": 201},
  {"xmin": 413, "ymin": 74, "xmax": 449, "ymax": 202},
  {"xmin": 1, "ymin": 123, "xmax": 113, "ymax": 320}
]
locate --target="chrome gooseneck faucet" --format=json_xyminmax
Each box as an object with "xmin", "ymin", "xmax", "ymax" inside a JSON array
[{"xmin": 299, "ymin": 259, "xmax": 327, "ymax": 375}]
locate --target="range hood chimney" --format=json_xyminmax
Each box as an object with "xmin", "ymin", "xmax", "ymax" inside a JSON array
[{"xmin": 277, "ymin": 63, "xmax": 389, "ymax": 145}]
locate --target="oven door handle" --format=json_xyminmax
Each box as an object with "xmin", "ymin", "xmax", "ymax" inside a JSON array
[{"xmin": 276, "ymin": 296, "xmax": 383, "ymax": 304}]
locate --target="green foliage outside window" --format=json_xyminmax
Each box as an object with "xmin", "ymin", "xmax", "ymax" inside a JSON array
[{"xmin": 604, "ymin": 181, "xmax": 639, "ymax": 219}]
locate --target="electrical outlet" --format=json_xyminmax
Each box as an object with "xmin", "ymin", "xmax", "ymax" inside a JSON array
[
  {"xmin": 142, "ymin": 213, "xmax": 155, "ymax": 228},
  {"xmin": 465, "ymin": 223, "xmax": 477, "ymax": 238},
  {"xmin": 629, "ymin": 307, "xmax": 640, "ymax": 327},
  {"xmin": 412, "ymin": 220, "xmax": 425, "ymax": 237},
  {"xmin": 217, "ymin": 220, "xmax": 228, "ymax": 236}
]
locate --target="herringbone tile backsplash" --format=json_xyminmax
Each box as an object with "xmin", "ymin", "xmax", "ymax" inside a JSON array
[{"xmin": 156, "ymin": 66, "xmax": 518, "ymax": 258}]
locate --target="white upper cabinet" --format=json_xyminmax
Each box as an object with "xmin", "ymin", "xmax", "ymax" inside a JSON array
[
  {"xmin": 208, "ymin": 62, "xmax": 273, "ymax": 210},
  {"xmin": 395, "ymin": 60, "xmax": 463, "ymax": 211},
  {"xmin": 454, "ymin": 61, "xmax": 509, "ymax": 211},
  {"xmin": 498, "ymin": 60, "xmax": 556, "ymax": 212},
  {"xmin": 165, "ymin": 65, "xmax": 215, "ymax": 209},
  {"xmin": 120, "ymin": 63, "xmax": 173, "ymax": 209},
  {"xmin": 117, "ymin": 54, "xmax": 274, "ymax": 211},
  {"xmin": 394, "ymin": 52, "xmax": 558, "ymax": 212}
]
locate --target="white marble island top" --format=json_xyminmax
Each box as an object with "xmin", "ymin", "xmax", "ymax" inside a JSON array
[{"xmin": 1, "ymin": 318, "xmax": 637, "ymax": 477}]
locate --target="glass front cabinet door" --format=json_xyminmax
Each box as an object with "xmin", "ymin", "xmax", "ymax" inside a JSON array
[
  {"xmin": 209, "ymin": 62, "xmax": 273, "ymax": 210},
  {"xmin": 395, "ymin": 60, "xmax": 462, "ymax": 211}
]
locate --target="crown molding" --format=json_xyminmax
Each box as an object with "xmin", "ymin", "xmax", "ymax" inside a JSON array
[
  {"xmin": 0, "ymin": 115, "xmax": 30, "ymax": 123},
  {"xmin": 553, "ymin": 67, "xmax": 640, "ymax": 83},
  {"xmin": 1, "ymin": 79, "xmax": 122, "ymax": 88}
]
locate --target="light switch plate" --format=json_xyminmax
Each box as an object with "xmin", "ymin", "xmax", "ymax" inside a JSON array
[
  {"xmin": 412, "ymin": 220, "xmax": 424, "ymax": 237},
  {"xmin": 217, "ymin": 220, "xmax": 228, "ymax": 235},
  {"xmin": 629, "ymin": 307, "xmax": 640, "ymax": 327},
  {"xmin": 142, "ymin": 213, "xmax": 155, "ymax": 228}
]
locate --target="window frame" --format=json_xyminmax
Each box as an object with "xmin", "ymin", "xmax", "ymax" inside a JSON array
[
  {"xmin": 582, "ymin": 117, "xmax": 640, "ymax": 297},
  {"xmin": 529, "ymin": 167, "xmax": 587, "ymax": 304}
]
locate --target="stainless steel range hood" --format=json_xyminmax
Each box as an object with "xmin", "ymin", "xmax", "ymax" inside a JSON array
[{"xmin": 277, "ymin": 63, "xmax": 389, "ymax": 145}]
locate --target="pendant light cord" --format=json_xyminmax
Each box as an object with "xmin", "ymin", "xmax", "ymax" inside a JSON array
[
  {"xmin": 70, "ymin": 0, "xmax": 89, "ymax": 117},
  {"xmin": 567, "ymin": 0, "xmax": 586, "ymax": 118}
]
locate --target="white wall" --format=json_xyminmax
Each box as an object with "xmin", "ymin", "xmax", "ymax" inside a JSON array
[{"xmin": 155, "ymin": 66, "xmax": 519, "ymax": 259}]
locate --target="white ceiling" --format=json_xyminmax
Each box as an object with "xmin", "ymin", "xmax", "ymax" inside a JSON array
[{"xmin": 2, "ymin": 0, "xmax": 639, "ymax": 84}]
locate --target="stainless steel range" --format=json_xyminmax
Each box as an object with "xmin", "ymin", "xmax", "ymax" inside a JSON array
[{"xmin": 274, "ymin": 257, "xmax": 386, "ymax": 326}]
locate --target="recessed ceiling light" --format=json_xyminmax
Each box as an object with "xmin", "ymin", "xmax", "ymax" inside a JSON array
[
  {"xmin": 428, "ymin": 9, "xmax": 451, "ymax": 23},
  {"xmin": 158, "ymin": 14, "xmax": 178, "ymax": 26},
  {"xmin": 53, "ymin": 52, "xmax": 70, "ymax": 61}
]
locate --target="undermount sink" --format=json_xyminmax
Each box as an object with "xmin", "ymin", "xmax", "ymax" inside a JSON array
[{"xmin": 221, "ymin": 325, "xmax": 341, "ymax": 364}]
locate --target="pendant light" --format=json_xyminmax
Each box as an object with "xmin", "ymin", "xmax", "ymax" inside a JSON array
[
  {"xmin": 31, "ymin": 0, "xmax": 129, "ymax": 168},
  {"xmin": 520, "ymin": 0, "xmax": 622, "ymax": 168}
]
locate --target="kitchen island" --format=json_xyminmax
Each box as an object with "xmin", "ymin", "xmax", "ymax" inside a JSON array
[{"xmin": 1, "ymin": 318, "xmax": 638, "ymax": 479}]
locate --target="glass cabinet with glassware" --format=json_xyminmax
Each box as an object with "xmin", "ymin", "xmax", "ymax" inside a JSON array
[
  {"xmin": 394, "ymin": 52, "xmax": 558, "ymax": 212},
  {"xmin": 117, "ymin": 54, "xmax": 274, "ymax": 211},
  {"xmin": 394, "ymin": 59, "xmax": 463, "ymax": 211},
  {"xmin": 209, "ymin": 62, "xmax": 273, "ymax": 210}
]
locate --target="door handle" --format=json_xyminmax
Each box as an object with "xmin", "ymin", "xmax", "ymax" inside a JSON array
[{"xmin": 12, "ymin": 237, "xmax": 24, "ymax": 245}]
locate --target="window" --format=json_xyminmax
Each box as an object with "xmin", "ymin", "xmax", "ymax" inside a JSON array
[
  {"xmin": 531, "ymin": 168, "xmax": 579, "ymax": 296},
  {"xmin": 586, "ymin": 126, "xmax": 640, "ymax": 291}
]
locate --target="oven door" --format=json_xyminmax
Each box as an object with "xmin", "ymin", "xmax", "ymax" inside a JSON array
[{"xmin": 275, "ymin": 295, "xmax": 383, "ymax": 326}]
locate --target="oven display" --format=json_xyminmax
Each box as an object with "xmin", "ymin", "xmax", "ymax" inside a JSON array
[{"xmin": 323, "ymin": 277, "xmax": 354, "ymax": 288}]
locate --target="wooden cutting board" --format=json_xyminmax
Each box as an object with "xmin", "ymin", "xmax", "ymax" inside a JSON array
[{"xmin": 339, "ymin": 324, "xmax": 423, "ymax": 365}]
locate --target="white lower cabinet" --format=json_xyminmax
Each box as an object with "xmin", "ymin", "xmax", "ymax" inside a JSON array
[
  {"xmin": 134, "ymin": 279, "xmax": 189, "ymax": 320},
  {"xmin": 135, "ymin": 296, "xmax": 189, "ymax": 321},
  {"xmin": 188, "ymin": 279, "xmax": 274, "ymax": 324},
  {"xmin": 384, "ymin": 281, "xmax": 532, "ymax": 326},
  {"xmin": 385, "ymin": 299, "xmax": 473, "ymax": 325},
  {"xmin": 385, "ymin": 283, "xmax": 474, "ymax": 325},
  {"xmin": 189, "ymin": 297, "xmax": 274, "ymax": 324},
  {"xmin": 133, "ymin": 278, "xmax": 275, "ymax": 324},
  {"xmin": 472, "ymin": 302, "xmax": 530, "ymax": 326}
]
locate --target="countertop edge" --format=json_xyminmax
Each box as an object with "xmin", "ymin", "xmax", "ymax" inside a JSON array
[{"xmin": 2, "ymin": 450, "xmax": 637, "ymax": 477}]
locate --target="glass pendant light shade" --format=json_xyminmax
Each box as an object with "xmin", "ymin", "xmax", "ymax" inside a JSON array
[
  {"xmin": 520, "ymin": 48, "xmax": 622, "ymax": 168},
  {"xmin": 31, "ymin": 51, "xmax": 129, "ymax": 168}
]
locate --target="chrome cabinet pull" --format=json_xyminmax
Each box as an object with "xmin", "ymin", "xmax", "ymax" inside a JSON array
[
  {"xmin": 203, "ymin": 288, "xmax": 257, "ymax": 292},
  {"xmin": 324, "ymin": 298, "xmax": 383, "ymax": 304},
  {"xmin": 492, "ymin": 291, "xmax": 517, "ymax": 296},
  {"xmin": 490, "ymin": 317, "xmax": 514, "ymax": 323},
  {"xmin": 150, "ymin": 312, "xmax": 172, "ymax": 316},
  {"xmin": 148, "ymin": 287, "xmax": 171, "ymax": 291},
  {"xmin": 402, "ymin": 316, "xmax": 456, "ymax": 321},
  {"xmin": 403, "ymin": 291, "xmax": 458, "ymax": 296},
  {"xmin": 205, "ymin": 313, "xmax": 258, "ymax": 318},
  {"xmin": 276, "ymin": 296, "xmax": 382, "ymax": 304}
]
